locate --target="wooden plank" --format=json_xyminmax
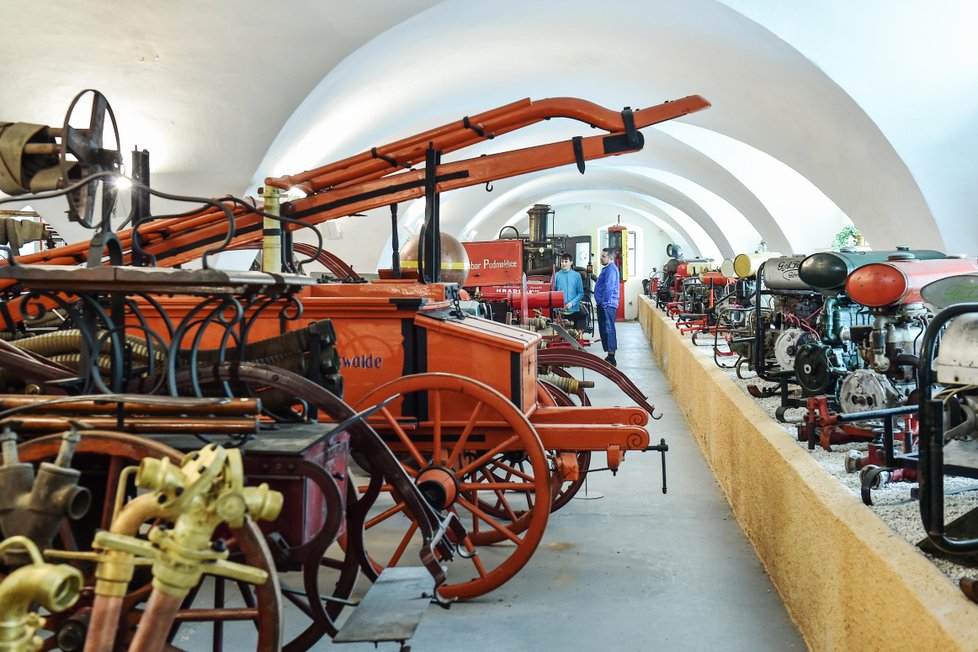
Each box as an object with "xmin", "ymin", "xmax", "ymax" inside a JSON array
[{"xmin": 333, "ymin": 567, "xmax": 435, "ymax": 644}]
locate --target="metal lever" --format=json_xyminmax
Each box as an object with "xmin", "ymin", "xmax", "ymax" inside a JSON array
[{"xmin": 645, "ymin": 438, "xmax": 669, "ymax": 494}]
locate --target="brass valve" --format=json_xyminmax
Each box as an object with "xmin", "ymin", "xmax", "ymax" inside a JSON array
[
  {"xmin": 0, "ymin": 535, "xmax": 82, "ymax": 652},
  {"xmin": 0, "ymin": 428, "xmax": 91, "ymax": 566},
  {"xmin": 525, "ymin": 316, "xmax": 549, "ymax": 331},
  {"xmin": 92, "ymin": 444, "xmax": 283, "ymax": 598}
]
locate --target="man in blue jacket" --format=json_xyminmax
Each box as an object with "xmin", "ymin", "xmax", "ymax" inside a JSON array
[
  {"xmin": 553, "ymin": 253, "xmax": 585, "ymax": 330},
  {"xmin": 594, "ymin": 247, "xmax": 620, "ymax": 366}
]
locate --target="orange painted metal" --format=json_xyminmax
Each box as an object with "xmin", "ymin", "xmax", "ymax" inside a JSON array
[
  {"xmin": 845, "ymin": 257, "xmax": 978, "ymax": 307},
  {"xmin": 530, "ymin": 405, "xmax": 648, "ymax": 426},
  {"xmin": 462, "ymin": 240, "xmax": 524, "ymax": 286},
  {"xmin": 700, "ymin": 271, "xmax": 736, "ymax": 286},
  {"xmin": 267, "ymin": 96, "xmax": 711, "ymax": 193},
  {"xmin": 532, "ymin": 423, "xmax": 650, "ymax": 452},
  {"xmin": 135, "ymin": 283, "xmax": 541, "ymax": 415},
  {"xmin": 416, "ymin": 466, "xmax": 459, "ymax": 508},
  {"xmin": 554, "ymin": 452, "xmax": 580, "ymax": 482},
  {"xmin": 0, "ymin": 95, "xmax": 710, "ymax": 326},
  {"xmin": 136, "ymin": 281, "xmax": 652, "ymax": 455}
]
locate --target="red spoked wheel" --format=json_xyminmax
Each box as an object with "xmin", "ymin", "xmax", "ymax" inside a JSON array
[{"xmin": 352, "ymin": 373, "xmax": 551, "ymax": 600}]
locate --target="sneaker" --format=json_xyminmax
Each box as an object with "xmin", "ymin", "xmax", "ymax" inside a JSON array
[{"xmin": 605, "ymin": 354, "xmax": 617, "ymax": 367}]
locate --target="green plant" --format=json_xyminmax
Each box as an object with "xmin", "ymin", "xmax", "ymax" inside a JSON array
[{"xmin": 831, "ymin": 224, "xmax": 860, "ymax": 250}]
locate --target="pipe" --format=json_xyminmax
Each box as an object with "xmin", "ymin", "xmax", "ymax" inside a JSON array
[
  {"xmin": 52, "ymin": 428, "xmax": 80, "ymax": 468},
  {"xmin": 870, "ymin": 316, "xmax": 891, "ymax": 373},
  {"xmin": 0, "ymin": 396, "xmax": 258, "ymax": 417},
  {"xmin": 943, "ymin": 402, "xmax": 976, "ymax": 444},
  {"xmin": 261, "ymin": 186, "xmax": 282, "ymax": 273},
  {"xmin": 0, "ymin": 428, "xmax": 18, "ymax": 463},
  {"xmin": 86, "ymin": 447, "xmax": 282, "ymax": 652},
  {"xmin": 8, "ymin": 416, "xmax": 258, "ymax": 435},
  {"xmin": 127, "ymin": 590, "xmax": 182, "ymax": 652},
  {"xmin": 823, "ymin": 296, "xmax": 838, "ymax": 346},
  {"xmin": 80, "ymin": 597, "xmax": 121, "ymax": 652},
  {"xmin": 85, "ymin": 493, "xmax": 175, "ymax": 652}
]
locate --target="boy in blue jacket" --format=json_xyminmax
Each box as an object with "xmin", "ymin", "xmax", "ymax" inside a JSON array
[
  {"xmin": 553, "ymin": 253, "xmax": 585, "ymax": 330},
  {"xmin": 594, "ymin": 247, "xmax": 620, "ymax": 366}
]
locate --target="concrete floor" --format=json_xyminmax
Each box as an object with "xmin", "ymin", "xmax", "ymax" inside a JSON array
[{"xmin": 190, "ymin": 321, "xmax": 806, "ymax": 651}]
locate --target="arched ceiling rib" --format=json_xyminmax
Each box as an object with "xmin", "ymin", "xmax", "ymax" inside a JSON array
[
  {"xmin": 722, "ymin": 0, "xmax": 978, "ymax": 253},
  {"xmin": 442, "ymin": 167, "xmax": 739, "ymax": 258},
  {"xmin": 490, "ymin": 190, "xmax": 700, "ymax": 255},
  {"xmin": 4, "ymin": 0, "xmax": 971, "ymax": 265},
  {"xmin": 255, "ymin": 0, "xmax": 944, "ymax": 269},
  {"xmin": 475, "ymin": 189, "xmax": 704, "ymax": 259},
  {"xmin": 371, "ymin": 191, "xmax": 714, "ymax": 273}
]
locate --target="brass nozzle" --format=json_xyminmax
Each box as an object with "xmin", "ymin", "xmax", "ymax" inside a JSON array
[
  {"xmin": 242, "ymin": 483, "xmax": 283, "ymax": 523},
  {"xmin": 135, "ymin": 457, "xmax": 184, "ymax": 494},
  {"xmin": 0, "ymin": 536, "xmax": 82, "ymax": 652}
]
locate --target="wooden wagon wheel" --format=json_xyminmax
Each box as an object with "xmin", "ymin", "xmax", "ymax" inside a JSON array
[
  {"xmin": 8, "ymin": 430, "xmax": 282, "ymax": 652},
  {"xmin": 353, "ymin": 373, "xmax": 551, "ymax": 600},
  {"xmin": 469, "ymin": 380, "xmax": 591, "ymax": 522},
  {"xmin": 184, "ymin": 363, "xmax": 365, "ymax": 652}
]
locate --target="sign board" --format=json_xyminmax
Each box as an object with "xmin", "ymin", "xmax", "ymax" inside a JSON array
[{"xmin": 462, "ymin": 240, "xmax": 524, "ymax": 287}]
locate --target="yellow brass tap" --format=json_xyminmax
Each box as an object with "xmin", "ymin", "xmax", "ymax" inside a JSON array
[
  {"xmin": 92, "ymin": 444, "xmax": 282, "ymax": 599},
  {"xmin": 0, "ymin": 535, "xmax": 82, "ymax": 652}
]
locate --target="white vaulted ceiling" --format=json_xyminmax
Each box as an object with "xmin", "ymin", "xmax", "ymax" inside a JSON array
[{"xmin": 2, "ymin": 0, "xmax": 976, "ymax": 266}]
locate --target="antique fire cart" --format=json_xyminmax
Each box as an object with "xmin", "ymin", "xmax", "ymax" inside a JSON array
[{"xmin": 0, "ymin": 89, "xmax": 704, "ymax": 650}]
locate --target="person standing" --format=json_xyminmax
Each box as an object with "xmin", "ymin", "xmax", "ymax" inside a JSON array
[
  {"xmin": 553, "ymin": 253, "xmax": 585, "ymax": 330},
  {"xmin": 594, "ymin": 247, "xmax": 620, "ymax": 366}
]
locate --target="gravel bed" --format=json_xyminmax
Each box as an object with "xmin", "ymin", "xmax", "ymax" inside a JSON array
[{"xmin": 683, "ymin": 331, "xmax": 978, "ymax": 588}]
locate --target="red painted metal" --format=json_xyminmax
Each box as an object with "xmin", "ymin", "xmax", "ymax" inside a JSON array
[
  {"xmin": 845, "ymin": 257, "xmax": 978, "ymax": 307},
  {"xmin": 700, "ymin": 271, "xmax": 736, "ymax": 286},
  {"xmin": 476, "ymin": 287, "xmax": 564, "ymax": 310},
  {"xmin": 462, "ymin": 240, "xmax": 524, "ymax": 286}
]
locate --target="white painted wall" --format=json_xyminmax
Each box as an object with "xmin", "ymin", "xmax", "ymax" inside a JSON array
[{"xmin": 537, "ymin": 203, "xmax": 673, "ymax": 320}]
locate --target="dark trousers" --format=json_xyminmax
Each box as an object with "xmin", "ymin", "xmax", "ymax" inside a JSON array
[
  {"xmin": 566, "ymin": 307, "xmax": 586, "ymax": 331},
  {"xmin": 596, "ymin": 304, "xmax": 617, "ymax": 353}
]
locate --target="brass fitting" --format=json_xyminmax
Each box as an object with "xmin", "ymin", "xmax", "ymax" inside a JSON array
[
  {"xmin": 538, "ymin": 373, "xmax": 595, "ymax": 395},
  {"xmin": 92, "ymin": 444, "xmax": 282, "ymax": 599},
  {"xmin": 0, "ymin": 535, "xmax": 82, "ymax": 652},
  {"xmin": 0, "ymin": 429, "xmax": 91, "ymax": 565}
]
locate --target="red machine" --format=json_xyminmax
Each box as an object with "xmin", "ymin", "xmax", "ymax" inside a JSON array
[
  {"xmin": 607, "ymin": 222, "xmax": 628, "ymax": 320},
  {"xmin": 463, "ymin": 210, "xmax": 593, "ymax": 332},
  {"xmin": 845, "ymin": 257, "xmax": 978, "ymax": 307}
]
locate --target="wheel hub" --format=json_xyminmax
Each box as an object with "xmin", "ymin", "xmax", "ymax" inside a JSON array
[{"xmin": 416, "ymin": 466, "xmax": 459, "ymax": 510}]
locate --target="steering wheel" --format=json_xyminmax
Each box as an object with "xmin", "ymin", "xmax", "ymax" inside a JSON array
[{"xmin": 59, "ymin": 89, "xmax": 124, "ymax": 228}]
